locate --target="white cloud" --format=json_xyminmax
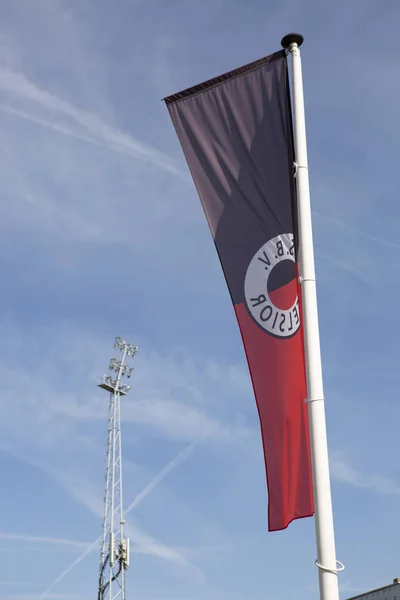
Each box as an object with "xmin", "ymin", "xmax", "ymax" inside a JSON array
[
  {"xmin": 0, "ymin": 322, "xmax": 250, "ymax": 455},
  {"xmin": 0, "ymin": 321, "xmax": 245, "ymax": 599},
  {"xmin": 46, "ymin": 392, "xmax": 238, "ymax": 443},
  {"xmin": 331, "ymin": 452, "xmax": 400, "ymax": 495},
  {"xmin": 0, "ymin": 532, "xmax": 89, "ymax": 550}
]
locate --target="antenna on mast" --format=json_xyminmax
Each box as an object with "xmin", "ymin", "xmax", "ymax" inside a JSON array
[{"xmin": 97, "ymin": 336, "xmax": 138, "ymax": 600}]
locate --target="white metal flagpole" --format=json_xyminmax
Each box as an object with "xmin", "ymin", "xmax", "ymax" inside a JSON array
[{"xmin": 280, "ymin": 33, "xmax": 343, "ymax": 600}]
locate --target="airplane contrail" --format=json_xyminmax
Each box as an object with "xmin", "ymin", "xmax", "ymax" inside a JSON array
[
  {"xmin": 39, "ymin": 443, "xmax": 194, "ymax": 599},
  {"xmin": 39, "ymin": 538, "xmax": 100, "ymax": 600},
  {"xmin": 125, "ymin": 442, "xmax": 194, "ymax": 514}
]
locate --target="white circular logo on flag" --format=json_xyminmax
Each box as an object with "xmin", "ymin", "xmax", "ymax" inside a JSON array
[{"xmin": 244, "ymin": 234, "xmax": 300, "ymax": 338}]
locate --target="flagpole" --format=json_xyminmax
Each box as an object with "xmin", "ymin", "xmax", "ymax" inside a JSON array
[{"xmin": 281, "ymin": 33, "xmax": 342, "ymax": 600}]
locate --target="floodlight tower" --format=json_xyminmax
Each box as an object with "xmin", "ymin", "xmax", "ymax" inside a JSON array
[{"xmin": 97, "ymin": 336, "xmax": 138, "ymax": 600}]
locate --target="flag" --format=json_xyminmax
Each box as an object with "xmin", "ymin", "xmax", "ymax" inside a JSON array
[{"xmin": 164, "ymin": 50, "xmax": 313, "ymax": 531}]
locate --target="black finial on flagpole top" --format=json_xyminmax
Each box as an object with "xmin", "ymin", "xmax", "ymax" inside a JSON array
[{"xmin": 281, "ymin": 33, "xmax": 304, "ymax": 49}]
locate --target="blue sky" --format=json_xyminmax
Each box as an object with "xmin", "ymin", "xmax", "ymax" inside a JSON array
[{"xmin": 0, "ymin": 0, "xmax": 399, "ymax": 599}]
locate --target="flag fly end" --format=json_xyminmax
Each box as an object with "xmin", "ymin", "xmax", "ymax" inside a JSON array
[{"xmin": 281, "ymin": 33, "xmax": 304, "ymax": 49}]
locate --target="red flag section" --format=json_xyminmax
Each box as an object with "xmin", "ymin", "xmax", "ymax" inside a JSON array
[
  {"xmin": 234, "ymin": 301, "xmax": 313, "ymax": 530},
  {"xmin": 164, "ymin": 50, "xmax": 313, "ymax": 531}
]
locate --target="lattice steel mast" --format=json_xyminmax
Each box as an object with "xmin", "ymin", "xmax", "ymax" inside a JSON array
[{"xmin": 97, "ymin": 336, "xmax": 138, "ymax": 600}]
